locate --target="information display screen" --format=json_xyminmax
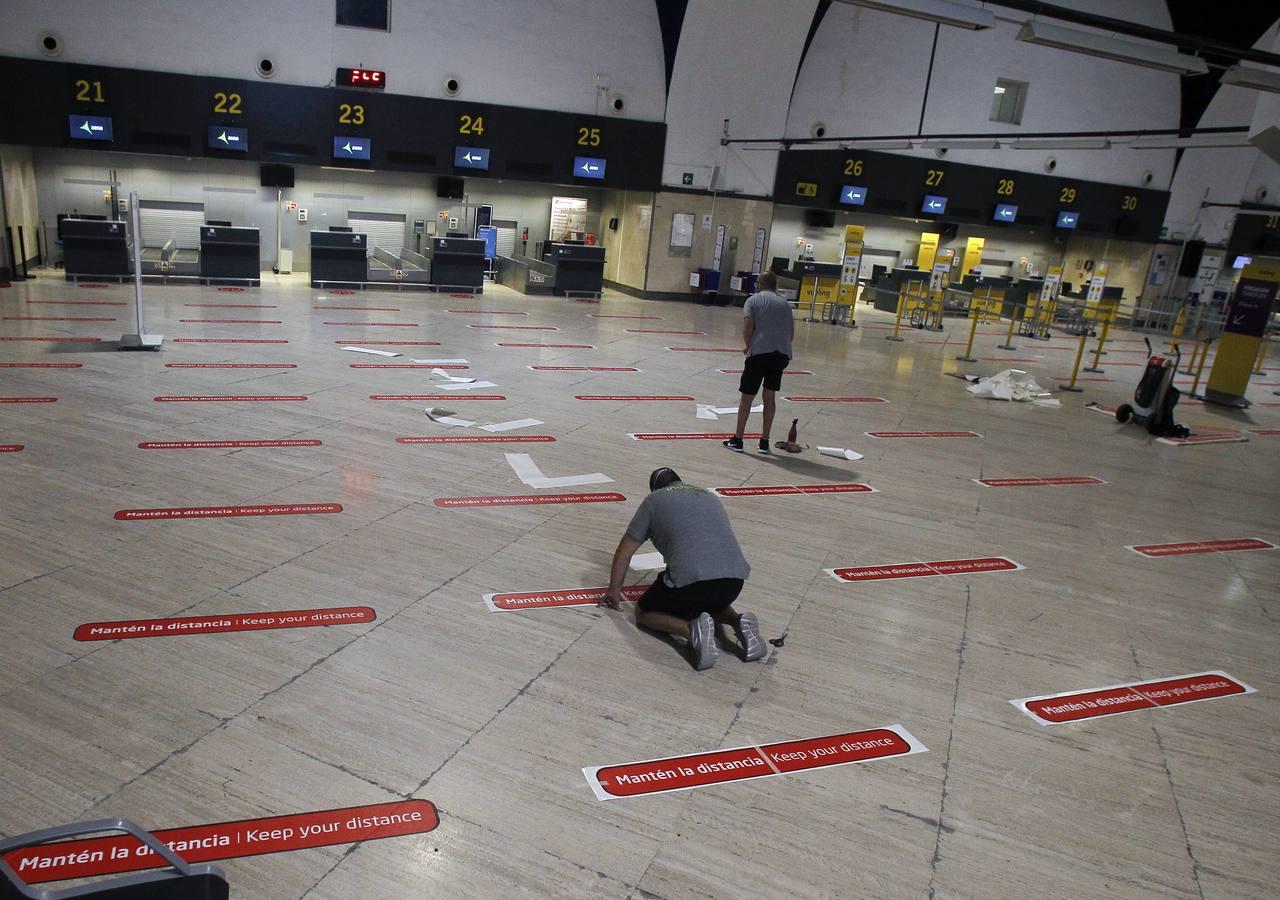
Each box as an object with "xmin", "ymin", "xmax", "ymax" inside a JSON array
[
  {"xmin": 921, "ymin": 194, "xmax": 947, "ymax": 215},
  {"xmin": 1056, "ymin": 210, "xmax": 1079, "ymax": 229},
  {"xmin": 994, "ymin": 203, "xmax": 1019, "ymax": 223},
  {"xmin": 573, "ymin": 156, "xmax": 606, "ymax": 180},
  {"xmin": 332, "ymin": 135, "xmax": 371, "ymax": 160},
  {"xmin": 207, "ymin": 125, "xmax": 248, "ymax": 152},
  {"xmin": 336, "ymin": 67, "xmax": 386, "ymax": 89},
  {"xmin": 838, "ymin": 185, "xmax": 867, "ymax": 206},
  {"xmin": 68, "ymin": 114, "xmax": 112, "ymax": 141},
  {"xmin": 454, "ymin": 146, "xmax": 490, "ymax": 170}
]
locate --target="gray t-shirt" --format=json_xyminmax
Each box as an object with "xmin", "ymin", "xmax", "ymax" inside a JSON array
[
  {"xmin": 626, "ymin": 482, "xmax": 751, "ymax": 588},
  {"xmin": 744, "ymin": 289, "xmax": 794, "ymax": 358}
]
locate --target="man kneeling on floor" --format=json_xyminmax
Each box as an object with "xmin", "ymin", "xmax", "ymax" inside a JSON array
[{"xmin": 601, "ymin": 467, "xmax": 766, "ymax": 670}]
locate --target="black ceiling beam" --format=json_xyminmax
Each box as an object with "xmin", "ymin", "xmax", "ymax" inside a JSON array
[{"xmin": 724, "ymin": 125, "xmax": 1250, "ymax": 147}]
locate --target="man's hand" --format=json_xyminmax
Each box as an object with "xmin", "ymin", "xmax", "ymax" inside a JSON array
[{"xmin": 600, "ymin": 589, "xmax": 626, "ymax": 610}]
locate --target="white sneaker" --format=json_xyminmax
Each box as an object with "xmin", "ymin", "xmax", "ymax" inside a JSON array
[
  {"xmin": 688, "ymin": 612, "xmax": 718, "ymax": 670},
  {"xmin": 735, "ymin": 612, "xmax": 767, "ymax": 661}
]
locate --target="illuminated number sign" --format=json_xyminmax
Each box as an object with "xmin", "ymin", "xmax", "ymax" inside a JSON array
[{"xmin": 336, "ymin": 67, "xmax": 386, "ymax": 89}]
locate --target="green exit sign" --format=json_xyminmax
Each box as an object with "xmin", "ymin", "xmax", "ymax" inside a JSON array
[{"xmin": 682, "ymin": 172, "xmax": 693, "ymax": 186}]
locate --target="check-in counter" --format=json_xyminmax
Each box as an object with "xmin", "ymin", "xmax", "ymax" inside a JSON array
[
  {"xmin": 61, "ymin": 218, "xmax": 131, "ymax": 281},
  {"xmin": 960, "ymin": 274, "xmax": 1011, "ymax": 316},
  {"xmin": 199, "ymin": 225, "xmax": 260, "ymax": 284},
  {"xmin": 872, "ymin": 268, "xmax": 931, "ymax": 313},
  {"xmin": 793, "ymin": 261, "xmax": 841, "ymax": 316},
  {"xmin": 1001, "ymin": 278, "xmax": 1042, "ymax": 319},
  {"xmin": 425, "ymin": 237, "xmax": 485, "ymax": 290},
  {"xmin": 496, "ymin": 254, "xmax": 555, "ymax": 295},
  {"xmin": 550, "ymin": 243, "xmax": 605, "ymax": 297},
  {"xmin": 310, "ymin": 230, "xmax": 368, "ymax": 287}
]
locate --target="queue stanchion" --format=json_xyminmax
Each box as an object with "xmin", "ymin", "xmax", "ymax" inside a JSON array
[
  {"xmin": 1188, "ymin": 336, "xmax": 1213, "ymax": 397},
  {"xmin": 998, "ymin": 301, "xmax": 1020, "ymax": 350},
  {"xmin": 1059, "ymin": 323, "xmax": 1092, "ymax": 392},
  {"xmin": 1082, "ymin": 306, "xmax": 1114, "ymax": 373},
  {"xmin": 1167, "ymin": 305, "xmax": 1187, "ymax": 353},
  {"xmin": 1251, "ymin": 328, "xmax": 1272, "ymax": 374},
  {"xmin": 956, "ymin": 295, "xmax": 979, "ymax": 362},
  {"xmin": 886, "ymin": 285, "xmax": 908, "ymax": 342}
]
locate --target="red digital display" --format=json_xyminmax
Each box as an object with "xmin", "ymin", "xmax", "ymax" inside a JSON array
[{"xmin": 337, "ymin": 67, "xmax": 386, "ymax": 89}]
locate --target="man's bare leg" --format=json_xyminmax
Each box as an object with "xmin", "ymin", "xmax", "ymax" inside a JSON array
[
  {"xmin": 732, "ymin": 391, "xmax": 755, "ymax": 439},
  {"xmin": 637, "ymin": 609, "xmax": 693, "ymax": 638},
  {"xmin": 761, "ymin": 389, "xmax": 777, "ymax": 442}
]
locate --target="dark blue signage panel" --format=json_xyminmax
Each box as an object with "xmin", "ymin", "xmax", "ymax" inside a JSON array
[
  {"xmin": 1226, "ymin": 277, "xmax": 1278, "ymax": 338},
  {"xmin": 994, "ymin": 203, "xmax": 1019, "ymax": 223},
  {"xmin": 333, "ymin": 136, "xmax": 371, "ymax": 160},
  {"xmin": 207, "ymin": 125, "xmax": 248, "ymax": 152},
  {"xmin": 477, "ymin": 225, "xmax": 497, "ymax": 259},
  {"xmin": 1056, "ymin": 210, "xmax": 1079, "ymax": 229},
  {"xmin": 573, "ymin": 156, "xmax": 606, "ymax": 179},
  {"xmin": 454, "ymin": 146, "xmax": 490, "ymax": 170},
  {"xmin": 69, "ymin": 115, "xmax": 113, "ymax": 141},
  {"xmin": 921, "ymin": 194, "xmax": 947, "ymax": 215},
  {"xmin": 838, "ymin": 185, "xmax": 867, "ymax": 206}
]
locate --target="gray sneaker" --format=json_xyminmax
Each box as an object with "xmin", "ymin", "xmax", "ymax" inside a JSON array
[
  {"xmin": 735, "ymin": 612, "xmax": 767, "ymax": 661},
  {"xmin": 688, "ymin": 612, "xmax": 718, "ymax": 670}
]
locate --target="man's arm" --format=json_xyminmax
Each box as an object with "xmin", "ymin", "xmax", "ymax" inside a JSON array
[
  {"xmin": 602, "ymin": 533, "xmax": 645, "ymax": 608},
  {"xmin": 742, "ymin": 315, "xmax": 754, "ymax": 355}
]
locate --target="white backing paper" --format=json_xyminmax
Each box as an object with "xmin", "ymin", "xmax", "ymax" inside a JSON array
[
  {"xmin": 504, "ymin": 452, "xmax": 613, "ymax": 488},
  {"xmin": 431, "ymin": 368, "xmax": 476, "ymax": 382},
  {"xmin": 341, "ymin": 346, "xmax": 400, "ymax": 357},
  {"xmin": 437, "ymin": 381, "xmax": 499, "ymax": 391},
  {"xmin": 818, "ymin": 446, "xmax": 864, "ymax": 461},
  {"xmin": 479, "ymin": 418, "xmax": 544, "ymax": 433},
  {"xmin": 424, "ymin": 407, "xmax": 476, "ymax": 427}
]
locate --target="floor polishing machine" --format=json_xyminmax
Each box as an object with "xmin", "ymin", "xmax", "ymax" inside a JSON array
[{"xmin": 1115, "ymin": 338, "xmax": 1190, "ymax": 438}]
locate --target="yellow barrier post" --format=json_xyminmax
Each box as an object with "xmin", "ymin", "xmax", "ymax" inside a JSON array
[
  {"xmin": 1189, "ymin": 337, "xmax": 1213, "ymax": 397},
  {"xmin": 1168, "ymin": 306, "xmax": 1187, "ymax": 353},
  {"xmin": 886, "ymin": 286, "xmax": 908, "ymax": 342},
  {"xmin": 1083, "ymin": 303, "xmax": 1115, "ymax": 373},
  {"xmin": 998, "ymin": 301, "xmax": 1019, "ymax": 350},
  {"xmin": 1251, "ymin": 328, "xmax": 1272, "ymax": 374},
  {"xmin": 1059, "ymin": 323, "xmax": 1091, "ymax": 392},
  {"xmin": 956, "ymin": 295, "xmax": 980, "ymax": 362}
]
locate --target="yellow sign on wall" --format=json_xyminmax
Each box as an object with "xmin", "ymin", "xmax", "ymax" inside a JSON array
[
  {"xmin": 795, "ymin": 182, "xmax": 818, "ymax": 197},
  {"xmin": 961, "ymin": 237, "xmax": 985, "ymax": 277},
  {"xmin": 918, "ymin": 232, "xmax": 940, "ymax": 271}
]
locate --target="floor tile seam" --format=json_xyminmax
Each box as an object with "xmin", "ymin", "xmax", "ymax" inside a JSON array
[{"xmin": 927, "ymin": 585, "xmax": 973, "ymax": 900}]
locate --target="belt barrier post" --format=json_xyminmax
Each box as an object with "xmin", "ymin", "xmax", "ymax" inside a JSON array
[
  {"xmin": 998, "ymin": 301, "xmax": 1019, "ymax": 350},
  {"xmin": 956, "ymin": 294, "xmax": 979, "ymax": 362},
  {"xmin": 886, "ymin": 285, "xmax": 907, "ymax": 342},
  {"xmin": 1083, "ymin": 305, "xmax": 1114, "ymax": 373},
  {"xmin": 1189, "ymin": 337, "xmax": 1213, "ymax": 397},
  {"xmin": 1059, "ymin": 324, "xmax": 1091, "ymax": 392},
  {"xmin": 1251, "ymin": 328, "xmax": 1272, "ymax": 374}
]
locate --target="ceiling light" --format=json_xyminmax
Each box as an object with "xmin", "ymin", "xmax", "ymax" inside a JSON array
[
  {"xmin": 1010, "ymin": 138, "xmax": 1111, "ymax": 150},
  {"xmin": 920, "ymin": 138, "xmax": 1000, "ymax": 150},
  {"xmin": 1130, "ymin": 133, "xmax": 1250, "ymax": 149},
  {"xmin": 835, "ymin": 0, "xmax": 993, "ymax": 31},
  {"xmin": 1221, "ymin": 63, "xmax": 1280, "ymax": 94},
  {"xmin": 1017, "ymin": 20, "xmax": 1209, "ymax": 76}
]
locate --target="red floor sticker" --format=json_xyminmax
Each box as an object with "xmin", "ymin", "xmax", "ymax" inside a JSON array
[
  {"xmin": 114, "ymin": 502, "xmax": 342, "ymax": 521},
  {"xmin": 435, "ymin": 491, "xmax": 625, "ymax": 508},
  {"xmin": 3, "ymin": 315, "xmax": 116, "ymax": 322},
  {"xmin": 74, "ymin": 606, "xmax": 374, "ymax": 641},
  {"xmin": 324, "ymin": 321, "xmax": 418, "ymax": 327},
  {"xmin": 975, "ymin": 476, "xmax": 1106, "ymax": 487},
  {"xmin": 369, "ymin": 394, "xmax": 505, "ymax": 401},
  {"xmin": 449, "ymin": 293, "xmax": 474, "ymax": 298},
  {"xmin": 398, "ymin": 435, "xmax": 554, "ymax": 444},
  {"xmin": 179, "ymin": 318, "xmax": 282, "ymax": 324},
  {"xmin": 1012, "ymin": 670, "xmax": 1256, "ymax": 726},
  {"xmin": 184, "ymin": 303, "xmax": 277, "ymax": 309},
  {"xmin": 583, "ymin": 725, "xmax": 927, "ymax": 800},
  {"xmin": 350, "ymin": 363, "xmax": 468, "ymax": 369},
  {"xmin": 1127, "ymin": 538, "xmax": 1276, "ymax": 558},
  {"xmin": 1251, "ymin": 429, "xmax": 1280, "ymax": 435},
  {"xmin": 77, "ymin": 283, "xmax": 110, "ymax": 288},
  {"xmin": 785, "ymin": 396, "xmax": 886, "ymax": 403},
  {"xmin": 3, "ymin": 800, "xmax": 437, "ymax": 885},
  {"xmin": 173, "ymin": 338, "xmax": 288, "ymax": 344},
  {"xmin": 28, "ymin": 300, "xmax": 127, "ymax": 306},
  {"xmin": 216, "ymin": 287, "xmax": 246, "ymax": 292},
  {"xmin": 721, "ymin": 369, "xmax": 814, "ymax": 375},
  {"xmin": 1155, "ymin": 431, "xmax": 1250, "ymax": 446},
  {"xmin": 166, "ymin": 363, "xmax": 297, "ymax": 369},
  {"xmin": 626, "ymin": 329, "xmax": 706, "ymax": 335},
  {"xmin": 0, "ymin": 363, "xmax": 82, "ymax": 368},
  {"xmin": 530, "ymin": 365, "xmax": 639, "ymax": 372},
  {"xmin": 484, "ymin": 584, "xmax": 647, "ymax": 612},
  {"xmin": 467, "ymin": 324, "xmax": 559, "ymax": 330},
  {"xmin": 446, "ymin": 309, "xmax": 527, "ymax": 315},
  {"xmin": 331, "ymin": 340, "xmax": 441, "ymax": 346},
  {"xmin": 314, "ymin": 306, "xmax": 400, "ymax": 311},
  {"xmin": 1, "ymin": 444, "xmax": 23, "ymax": 452},
  {"xmin": 628, "ymin": 432, "xmax": 762, "ymax": 440},
  {"xmin": 575, "ymin": 394, "xmax": 694, "ymax": 401},
  {"xmin": 153, "ymin": 395, "xmax": 307, "ymax": 402},
  {"xmin": 0, "ymin": 336, "xmax": 101, "ymax": 342},
  {"xmin": 866, "ymin": 431, "xmax": 982, "ymax": 438},
  {"xmin": 497, "ymin": 342, "xmax": 595, "ymax": 349},
  {"xmin": 330, "ymin": 289, "xmax": 356, "ymax": 294},
  {"xmin": 827, "ymin": 556, "xmax": 1023, "ymax": 583},
  {"xmin": 138, "ymin": 440, "xmax": 322, "ymax": 450},
  {"xmin": 0, "ymin": 397, "xmax": 57, "ymax": 404},
  {"xmin": 666, "ymin": 347, "xmax": 741, "ymax": 352},
  {"xmin": 714, "ymin": 483, "xmax": 876, "ymax": 497}
]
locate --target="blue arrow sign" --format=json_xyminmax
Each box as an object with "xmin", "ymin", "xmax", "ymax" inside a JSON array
[
  {"xmin": 839, "ymin": 184, "xmax": 867, "ymax": 206},
  {"xmin": 207, "ymin": 125, "xmax": 248, "ymax": 152},
  {"xmin": 921, "ymin": 194, "xmax": 947, "ymax": 214},
  {"xmin": 994, "ymin": 203, "xmax": 1019, "ymax": 223},
  {"xmin": 1056, "ymin": 210, "xmax": 1078, "ymax": 229},
  {"xmin": 573, "ymin": 156, "xmax": 607, "ymax": 180},
  {"xmin": 454, "ymin": 146, "xmax": 491, "ymax": 170},
  {"xmin": 68, "ymin": 115, "xmax": 113, "ymax": 142},
  {"xmin": 332, "ymin": 135, "xmax": 371, "ymax": 160}
]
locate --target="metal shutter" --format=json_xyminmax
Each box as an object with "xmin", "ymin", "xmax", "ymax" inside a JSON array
[
  {"xmin": 493, "ymin": 218, "xmax": 517, "ymax": 258},
  {"xmin": 349, "ymin": 211, "xmax": 406, "ymax": 257},
  {"xmin": 139, "ymin": 199, "xmax": 204, "ymax": 249}
]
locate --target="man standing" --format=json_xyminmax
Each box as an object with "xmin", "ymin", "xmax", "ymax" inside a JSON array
[
  {"xmin": 724, "ymin": 270, "xmax": 794, "ymax": 455},
  {"xmin": 601, "ymin": 468, "xmax": 766, "ymax": 670}
]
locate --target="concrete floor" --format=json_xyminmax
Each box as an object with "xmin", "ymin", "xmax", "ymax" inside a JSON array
[{"xmin": 1, "ymin": 273, "xmax": 1277, "ymax": 898}]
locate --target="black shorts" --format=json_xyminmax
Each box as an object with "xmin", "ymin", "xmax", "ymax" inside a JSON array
[
  {"xmin": 739, "ymin": 351, "xmax": 789, "ymax": 395},
  {"xmin": 637, "ymin": 576, "xmax": 744, "ymax": 620}
]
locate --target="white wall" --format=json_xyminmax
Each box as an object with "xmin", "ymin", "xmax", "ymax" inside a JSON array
[
  {"xmin": 34, "ymin": 148, "xmax": 608, "ymax": 271},
  {"xmin": 785, "ymin": 1, "xmax": 1178, "ymax": 189},
  {"xmin": 0, "ymin": 0, "xmax": 667, "ymax": 121},
  {"xmin": 661, "ymin": 0, "xmax": 818, "ymax": 194}
]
